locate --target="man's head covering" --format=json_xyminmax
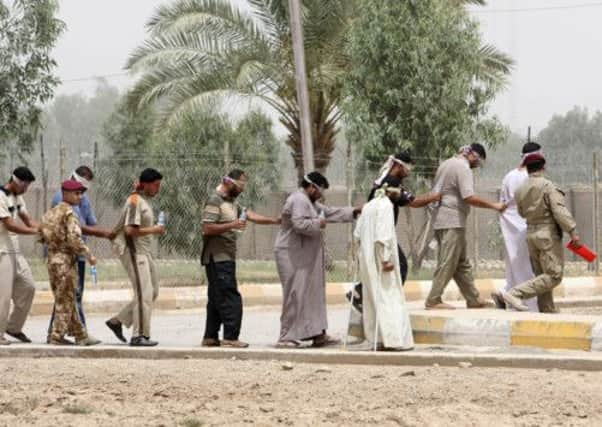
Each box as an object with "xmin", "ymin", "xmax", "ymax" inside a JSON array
[
  {"xmin": 139, "ymin": 168, "xmax": 163, "ymax": 183},
  {"xmin": 521, "ymin": 142, "xmax": 542, "ymax": 165},
  {"xmin": 380, "ymin": 175, "xmax": 403, "ymax": 192},
  {"xmin": 522, "ymin": 141, "xmax": 541, "ymax": 155},
  {"xmin": 374, "ymin": 151, "xmax": 415, "ymax": 186},
  {"xmin": 224, "ymin": 168, "xmax": 247, "ymax": 189},
  {"xmin": 303, "ymin": 171, "xmax": 329, "ymax": 191},
  {"xmin": 522, "ymin": 152, "xmax": 546, "ymax": 167},
  {"xmin": 11, "ymin": 166, "xmax": 36, "ymax": 184},
  {"xmin": 469, "ymin": 143, "xmax": 487, "ymax": 160},
  {"xmin": 61, "ymin": 179, "xmax": 86, "ymax": 192}
]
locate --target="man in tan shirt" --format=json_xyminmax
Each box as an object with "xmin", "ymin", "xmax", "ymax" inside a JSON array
[
  {"xmin": 106, "ymin": 168, "xmax": 165, "ymax": 346},
  {"xmin": 426, "ymin": 144, "xmax": 507, "ymax": 309}
]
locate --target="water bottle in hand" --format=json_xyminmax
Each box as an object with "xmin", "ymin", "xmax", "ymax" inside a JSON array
[
  {"xmin": 90, "ymin": 265, "xmax": 98, "ymax": 286},
  {"xmin": 157, "ymin": 211, "xmax": 166, "ymax": 227},
  {"xmin": 235, "ymin": 208, "xmax": 247, "ymax": 233}
]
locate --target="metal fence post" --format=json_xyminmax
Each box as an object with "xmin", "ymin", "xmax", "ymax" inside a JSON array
[
  {"xmin": 594, "ymin": 152, "xmax": 600, "ymax": 276},
  {"xmin": 345, "ymin": 138, "xmax": 354, "ymax": 280},
  {"xmin": 472, "ymin": 171, "xmax": 479, "ymax": 274}
]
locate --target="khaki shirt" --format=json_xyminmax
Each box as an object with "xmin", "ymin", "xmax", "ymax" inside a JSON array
[
  {"xmin": 39, "ymin": 202, "xmax": 90, "ymax": 262},
  {"xmin": 112, "ymin": 192, "xmax": 155, "ymax": 256},
  {"xmin": 0, "ymin": 188, "xmax": 28, "ymax": 254},
  {"xmin": 433, "ymin": 155, "xmax": 475, "ymax": 230},
  {"xmin": 515, "ymin": 171, "xmax": 577, "ymax": 238},
  {"xmin": 201, "ymin": 189, "xmax": 241, "ymax": 265}
]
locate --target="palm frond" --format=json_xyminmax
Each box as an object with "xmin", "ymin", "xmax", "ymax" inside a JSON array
[{"xmin": 476, "ymin": 43, "xmax": 514, "ymax": 86}]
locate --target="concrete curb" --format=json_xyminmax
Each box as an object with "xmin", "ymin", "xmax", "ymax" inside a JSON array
[
  {"xmin": 409, "ymin": 308, "xmax": 602, "ymax": 352},
  {"xmin": 28, "ymin": 276, "xmax": 602, "ymax": 316},
  {"xmin": 3, "ymin": 345, "xmax": 602, "ymax": 371}
]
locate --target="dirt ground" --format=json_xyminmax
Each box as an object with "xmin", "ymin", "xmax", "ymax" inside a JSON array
[{"xmin": 0, "ymin": 358, "xmax": 600, "ymax": 426}]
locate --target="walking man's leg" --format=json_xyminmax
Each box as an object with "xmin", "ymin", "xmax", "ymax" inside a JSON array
[
  {"xmin": 452, "ymin": 230, "xmax": 483, "ymax": 307},
  {"xmin": 0, "ymin": 253, "xmax": 16, "ymax": 344},
  {"xmin": 202, "ymin": 259, "xmax": 222, "ymax": 346},
  {"xmin": 76, "ymin": 260, "xmax": 86, "ymax": 325},
  {"xmin": 6, "ymin": 255, "xmax": 35, "ymax": 342},
  {"xmin": 426, "ymin": 229, "xmax": 462, "ymax": 308},
  {"xmin": 398, "ymin": 245, "xmax": 408, "ymax": 285},
  {"xmin": 214, "ymin": 261, "xmax": 246, "ymax": 347}
]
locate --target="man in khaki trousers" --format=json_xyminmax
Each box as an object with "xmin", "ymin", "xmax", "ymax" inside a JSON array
[
  {"xmin": 425, "ymin": 144, "xmax": 507, "ymax": 309},
  {"xmin": 0, "ymin": 167, "xmax": 38, "ymax": 345},
  {"xmin": 105, "ymin": 168, "xmax": 164, "ymax": 347},
  {"xmin": 500, "ymin": 153, "xmax": 581, "ymax": 313}
]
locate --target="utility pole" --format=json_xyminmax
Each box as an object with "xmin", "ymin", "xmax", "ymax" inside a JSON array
[
  {"xmin": 59, "ymin": 139, "xmax": 66, "ymax": 182},
  {"xmin": 39, "ymin": 134, "xmax": 48, "ymax": 211},
  {"xmin": 527, "ymin": 126, "xmax": 531, "ymax": 143},
  {"xmin": 288, "ymin": 0, "xmax": 314, "ymax": 174}
]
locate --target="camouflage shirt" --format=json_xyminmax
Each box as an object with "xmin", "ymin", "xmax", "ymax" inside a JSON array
[{"xmin": 39, "ymin": 202, "xmax": 90, "ymax": 263}]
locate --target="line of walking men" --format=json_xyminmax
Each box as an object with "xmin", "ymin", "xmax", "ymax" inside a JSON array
[{"xmin": 0, "ymin": 140, "xmax": 581, "ymax": 350}]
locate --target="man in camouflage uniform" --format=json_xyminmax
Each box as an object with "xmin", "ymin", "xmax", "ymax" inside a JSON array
[
  {"xmin": 39, "ymin": 179, "xmax": 100, "ymax": 346},
  {"xmin": 499, "ymin": 152, "xmax": 581, "ymax": 312}
]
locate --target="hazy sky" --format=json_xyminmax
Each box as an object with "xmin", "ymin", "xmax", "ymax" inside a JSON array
[{"xmin": 53, "ymin": 0, "xmax": 602, "ymax": 136}]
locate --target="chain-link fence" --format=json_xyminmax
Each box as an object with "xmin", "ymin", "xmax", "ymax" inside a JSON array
[{"xmin": 15, "ymin": 149, "xmax": 602, "ymax": 283}]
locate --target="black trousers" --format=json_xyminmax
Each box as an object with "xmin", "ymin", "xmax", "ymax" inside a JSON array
[
  {"xmin": 398, "ymin": 244, "xmax": 408, "ymax": 285},
  {"xmin": 203, "ymin": 259, "xmax": 242, "ymax": 340}
]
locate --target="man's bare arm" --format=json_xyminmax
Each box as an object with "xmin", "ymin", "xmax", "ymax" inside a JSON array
[
  {"xmin": 464, "ymin": 195, "xmax": 507, "ymax": 212},
  {"xmin": 1, "ymin": 217, "xmax": 37, "ymax": 235}
]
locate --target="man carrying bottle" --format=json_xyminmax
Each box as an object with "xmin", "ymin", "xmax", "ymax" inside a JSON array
[{"xmin": 200, "ymin": 169, "xmax": 280, "ymax": 348}]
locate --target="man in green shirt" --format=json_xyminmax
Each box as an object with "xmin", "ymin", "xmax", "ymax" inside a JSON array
[{"xmin": 201, "ymin": 169, "xmax": 279, "ymax": 348}]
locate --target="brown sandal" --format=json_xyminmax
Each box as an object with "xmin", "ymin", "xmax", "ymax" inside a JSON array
[{"xmin": 311, "ymin": 334, "xmax": 341, "ymax": 348}]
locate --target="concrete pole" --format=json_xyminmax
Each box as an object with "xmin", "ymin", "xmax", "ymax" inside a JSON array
[
  {"xmin": 288, "ymin": 0, "xmax": 314, "ymax": 174},
  {"xmin": 594, "ymin": 152, "xmax": 600, "ymax": 275}
]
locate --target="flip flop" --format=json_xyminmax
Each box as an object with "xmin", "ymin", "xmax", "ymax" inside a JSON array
[{"xmin": 275, "ymin": 340, "xmax": 300, "ymax": 349}]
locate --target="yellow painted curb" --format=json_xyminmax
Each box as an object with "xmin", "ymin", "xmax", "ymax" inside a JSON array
[
  {"xmin": 411, "ymin": 315, "xmax": 446, "ymax": 345},
  {"xmin": 511, "ymin": 320, "xmax": 592, "ymax": 351}
]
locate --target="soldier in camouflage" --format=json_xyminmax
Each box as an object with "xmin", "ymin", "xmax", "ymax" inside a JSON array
[
  {"xmin": 498, "ymin": 153, "xmax": 581, "ymax": 313},
  {"xmin": 39, "ymin": 180, "xmax": 100, "ymax": 346}
]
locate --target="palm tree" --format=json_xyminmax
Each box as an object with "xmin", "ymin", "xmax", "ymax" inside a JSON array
[
  {"xmin": 127, "ymin": 0, "xmax": 352, "ymax": 179},
  {"xmin": 126, "ymin": 0, "xmax": 511, "ymax": 178}
]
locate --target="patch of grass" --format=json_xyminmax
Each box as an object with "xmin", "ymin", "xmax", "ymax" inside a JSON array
[
  {"xmin": 63, "ymin": 403, "xmax": 93, "ymax": 414},
  {"xmin": 179, "ymin": 417, "xmax": 204, "ymax": 427}
]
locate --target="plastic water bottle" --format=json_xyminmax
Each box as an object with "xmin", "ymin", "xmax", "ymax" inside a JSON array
[
  {"xmin": 90, "ymin": 265, "xmax": 98, "ymax": 286},
  {"xmin": 157, "ymin": 211, "xmax": 166, "ymax": 226},
  {"xmin": 235, "ymin": 208, "xmax": 247, "ymax": 233}
]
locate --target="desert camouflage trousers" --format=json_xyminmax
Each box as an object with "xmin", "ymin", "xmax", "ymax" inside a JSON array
[{"xmin": 48, "ymin": 255, "xmax": 87, "ymax": 341}]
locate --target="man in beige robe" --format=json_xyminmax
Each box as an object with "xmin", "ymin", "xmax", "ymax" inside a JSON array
[{"xmin": 274, "ymin": 172, "xmax": 360, "ymax": 348}]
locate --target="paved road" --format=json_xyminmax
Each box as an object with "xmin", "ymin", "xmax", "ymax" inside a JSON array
[
  {"xmin": 18, "ymin": 306, "xmax": 352, "ymax": 348},
  {"xmin": 11, "ymin": 306, "xmax": 591, "ymax": 359}
]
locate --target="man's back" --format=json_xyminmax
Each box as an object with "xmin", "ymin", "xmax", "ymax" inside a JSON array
[
  {"xmin": 433, "ymin": 155, "xmax": 474, "ymax": 230},
  {"xmin": 515, "ymin": 172, "xmax": 576, "ymax": 235}
]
